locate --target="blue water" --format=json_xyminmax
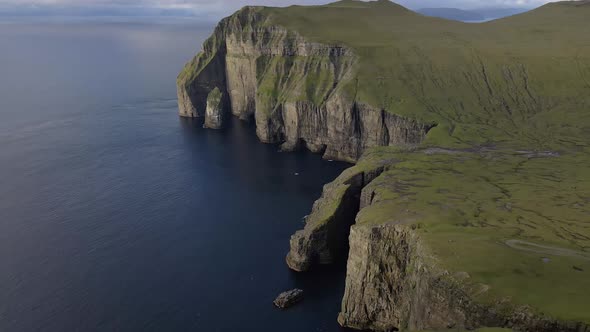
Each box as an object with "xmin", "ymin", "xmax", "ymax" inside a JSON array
[{"xmin": 0, "ymin": 20, "xmax": 350, "ymax": 331}]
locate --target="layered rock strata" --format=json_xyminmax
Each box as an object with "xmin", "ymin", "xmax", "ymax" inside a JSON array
[
  {"xmin": 176, "ymin": 7, "xmax": 433, "ymax": 162},
  {"xmin": 338, "ymin": 222, "xmax": 590, "ymax": 332},
  {"xmin": 175, "ymin": 5, "xmax": 590, "ymax": 332}
]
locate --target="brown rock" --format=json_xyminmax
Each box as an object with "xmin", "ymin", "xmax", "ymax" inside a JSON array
[{"xmin": 273, "ymin": 289, "xmax": 304, "ymax": 309}]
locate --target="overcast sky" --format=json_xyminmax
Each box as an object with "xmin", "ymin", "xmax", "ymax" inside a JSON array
[{"xmin": 0, "ymin": 0, "xmax": 560, "ymax": 18}]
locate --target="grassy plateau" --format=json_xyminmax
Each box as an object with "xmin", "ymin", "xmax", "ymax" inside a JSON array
[{"xmin": 255, "ymin": 0, "xmax": 590, "ymax": 324}]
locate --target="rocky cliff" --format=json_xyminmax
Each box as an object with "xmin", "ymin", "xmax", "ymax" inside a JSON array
[
  {"xmin": 177, "ymin": 6, "xmax": 434, "ymax": 162},
  {"xmin": 288, "ymin": 150, "xmax": 590, "ymax": 332},
  {"xmin": 338, "ymin": 223, "xmax": 590, "ymax": 332},
  {"xmin": 286, "ymin": 165, "xmax": 385, "ymax": 271},
  {"xmin": 178, "ymin": 1, "xmax": 590, "ymax": 331}
]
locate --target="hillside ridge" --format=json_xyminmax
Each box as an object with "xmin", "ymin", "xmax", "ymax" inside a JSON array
[{"xmin": 177, "ymin": 1, "xmax": 590, "ymax": 331}]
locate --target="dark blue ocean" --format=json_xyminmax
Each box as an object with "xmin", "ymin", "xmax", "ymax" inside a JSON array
[{"xmin": 0, "ymin": 19, "xmax": 350, "ymax": 331}]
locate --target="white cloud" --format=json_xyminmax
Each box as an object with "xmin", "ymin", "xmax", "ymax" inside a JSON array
[
  {"xmin": 0, "ymin": 0, "xmax": 561, "ymax": 16},
  {"xmin": 396, "ymin": 0, "xmax": 555, "ymax": 9}
]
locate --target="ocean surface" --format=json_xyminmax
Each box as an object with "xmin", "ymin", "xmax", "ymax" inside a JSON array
[{"xmin": 0, "ymin": 19, "xmax": 351, "ymax": 331}]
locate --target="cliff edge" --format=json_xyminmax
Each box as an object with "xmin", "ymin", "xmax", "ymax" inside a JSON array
[
  {"xmin": 178, "ymin": 1, "xmax": 590, "ymax": 331},
  {"xmin": 176, "ymin": 5, "xmax": 434, "ymax": 162}
]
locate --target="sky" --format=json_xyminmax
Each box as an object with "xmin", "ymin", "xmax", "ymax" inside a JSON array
[{"xmin": 0, "ymin": 0, "xmax": 560, "ymax": 18}]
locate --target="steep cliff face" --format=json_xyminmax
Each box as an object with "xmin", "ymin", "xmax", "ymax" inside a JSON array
[
  {"xmin": 338, "ymin": 223, "xmax": 476, "ymax": 331},
  {"xmin": 286, "ymin": 165, "xmax": 385, "ymax": 271},
  {"xmin": 177, "ymin": 22, "xmax": 227, "ymax": 119},
  {"xmin": 177, "ymin": 7, "xmax": 434, "ymax": 162},
  {"xmin": 338, "ymin": 223, "xmax": 590, "ymax": 332},
  {"xmin": 178, "ymin": 2, "xmax": 590, "ymax": 331},
  {"xmin": 287, "ymin": 148, "xmax": 590, "ymax": 331}
]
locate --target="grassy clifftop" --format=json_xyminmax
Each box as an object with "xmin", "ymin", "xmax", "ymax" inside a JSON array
[
  {"xmin": 262, "ymin": 0, "xmax": 590, "ymax": 151},
  {"xmin": 353, "ymin": 147, "xmax": 590, "ymax": 323},
  {"xmin": 256, "ymin": 0, "xmax": 590, "ymax": 326},
  {"xmin": 179, "ymin": 1, "xmax": 590, "ymax": 327}
]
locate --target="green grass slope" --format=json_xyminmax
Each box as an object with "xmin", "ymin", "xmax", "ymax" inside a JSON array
[
  {"xmin": 256, "ymin": 0, "xmax": 590, "ymax": 324},
  {"xmin": 354, "ymin": 147, "xmax": 590, "ymax": 323},
  {"xmin": 262, "ymin": 0, "xmax": 590, "ymax": 151}
]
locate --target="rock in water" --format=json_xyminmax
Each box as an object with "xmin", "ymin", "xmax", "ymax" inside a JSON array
[
  {"xmin": 273, "ymin": 289, "xmax": 303, "ymax": 309},
  {"xmin": 203, "ymin": 87, "xmax": 224, "ymax": 129}
]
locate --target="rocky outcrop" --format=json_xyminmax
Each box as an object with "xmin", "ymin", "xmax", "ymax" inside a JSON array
[
  {"xmin": 286, "ymin": 166, "xmax": 385, "ymax": 271},
  {"xmin": 177, "ymin": 6, "xmax": 434, "ymax": 162},
  {"xmin": 204, "ymin": 87, "xmax": 225, "ymax": 129},
  {"xmin": 273, "ymin": 289, "xmax": 304, "ymax": 309},
  {"xmin": 176, "ymin": 21, "xmax": 227, "ymax": 119}
]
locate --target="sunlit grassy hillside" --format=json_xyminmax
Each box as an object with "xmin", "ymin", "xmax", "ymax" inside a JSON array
[
  {"xmin": 263, "ymin": 0, "xmax": 590, "ymax": 151},
  {"xmin": 260, "ymin": 0, "xmax": 590, "ymax": 323},
  {"xmin": 178, "ymin": 0, "xmax": 590, "ymax": 324}
]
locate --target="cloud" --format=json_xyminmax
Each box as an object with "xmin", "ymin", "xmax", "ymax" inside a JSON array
[
  {"xmin": 0, "ymin": 0, "xmax": 333, "ymax": 18},
  {"xmin": 396, "ymin": 0, "xmax": 554, "ymax": 9},
  {"xmin": 0, "ymin": 0, "xmax": 559, "ymax": 18}
]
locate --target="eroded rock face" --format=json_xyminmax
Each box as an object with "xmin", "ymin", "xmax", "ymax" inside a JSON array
[
  {"xmin": 286, "ymin": 166, "xmax": 385, "ymax": 272},
  {"xmin": 177, "ymin": 21, "xmax": 227, "ymax": 119},
  {"xmin": 176, "ymin": 7, "xmax": 434, "ymax": 162},
  {"xmin": 204, "ymin": 87, "xmax": 225, "ymax": 129},
  {"xmin": 338, "ymin": 223, "xmax": 590, "ymax": 332},
  {"xmin": 338, "ymin": 223, "xmax": 478, "ymax": 331}
]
